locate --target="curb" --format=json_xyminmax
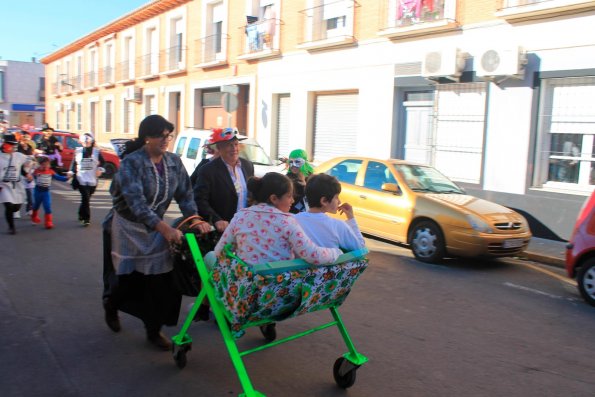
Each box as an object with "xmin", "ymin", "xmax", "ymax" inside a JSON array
[{"xmin": 520, "ymin": 252, "xmax": 565, "ymax": 269}]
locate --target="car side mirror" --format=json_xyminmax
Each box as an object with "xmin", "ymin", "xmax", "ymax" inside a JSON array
[{"xmin": 382, "ymin": 183, "xmax": 402, "ymax": 195}]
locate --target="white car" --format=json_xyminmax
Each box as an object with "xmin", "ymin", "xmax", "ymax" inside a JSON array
[{"xmin": 173, "ymin": 129, "xmax": 286, "ymax": 177}]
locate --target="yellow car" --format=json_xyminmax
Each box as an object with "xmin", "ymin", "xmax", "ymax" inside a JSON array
[{"xmin": 315, "ymin": 157, "xmax": 532, "ymax": 263}]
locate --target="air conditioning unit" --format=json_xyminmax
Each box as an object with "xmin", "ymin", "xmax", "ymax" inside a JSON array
[
  {"xmin": 422, "ymin": 49, "xmax": 465, "ymax": 79},
  {"xmin": 476, "ymin": 46, "xmax": 527, "ymax": 78}
]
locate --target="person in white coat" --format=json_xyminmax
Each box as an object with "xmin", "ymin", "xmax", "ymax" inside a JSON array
[
  {"xmin": 0, "ymin": 134, "xmax": 32, "ymax": 234},
  {"xmin": 70, "ymin": 132, "xmax": 105, "ymax": 226}
]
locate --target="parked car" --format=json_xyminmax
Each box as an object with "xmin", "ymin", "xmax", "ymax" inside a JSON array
[
  {"xmin": 565, "ymin": 191, "xmax": 595, "ymax": 307},
  {"xmin": 315, "ymin": 156, "xmax": 532, "ymax": 263},
  {"xmin": 173, "ymin": 129, "xmax": 285, "ymax": 177},
  {"xmin": 27, "ymin": 129, "xmax": 120, "ymax": 177}
]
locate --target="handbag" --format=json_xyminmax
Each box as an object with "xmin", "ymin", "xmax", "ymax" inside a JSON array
[
  {"xmin": 171, "ymin": 216, "xmax": 219, "ymax": 297},
  {"xmin": 71, "ymin": 176, "xmax": 80, "ymax": 190}
]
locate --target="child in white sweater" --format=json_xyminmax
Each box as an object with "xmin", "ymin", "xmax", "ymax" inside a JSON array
[{"xmin": 295, "ymin": 173, "xmax": 365, "ymax": 251}]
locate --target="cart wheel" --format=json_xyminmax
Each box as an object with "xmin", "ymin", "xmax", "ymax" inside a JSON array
[
  {"xmin": 172, "ymin": 343, "xmax": 192, "ymax": 369},
  {"xmin": 173, "ymin": 349, "xmax": 187, "ymax": 369},
  {"xmin": 259, "ymin": 323, "xmax": 277, "ymax": 342},
  {"xmin": 333, "ymin": 357, "xmax": 357, "ymax": 389}
]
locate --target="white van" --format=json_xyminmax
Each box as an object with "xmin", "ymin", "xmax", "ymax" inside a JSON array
[{"xmin": 172, "ymin": 129, "xmax": 286, "ymax": 177}]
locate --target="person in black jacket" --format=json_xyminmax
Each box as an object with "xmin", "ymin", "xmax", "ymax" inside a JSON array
[{"xmin": 193, "ymin": 127, "xmax": 254, "ymax": 233}]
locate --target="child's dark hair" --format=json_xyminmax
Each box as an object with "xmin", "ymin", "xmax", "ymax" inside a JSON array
[
  {"xmin": 305, "ymin": 173, "xmax": 341, "ymax": 208},
  {"xmin": 247, "ymin": 172, "xmax": 293, "ymax": 204}
]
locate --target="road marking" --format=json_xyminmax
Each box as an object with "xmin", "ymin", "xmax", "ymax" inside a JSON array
[
  {"xmin": 516, "ymin": 261, "xmax": 577, "ymax": 287},
  {"xmin": 504, "ymin": 282, "xmax": 580, "ymax": 302}
]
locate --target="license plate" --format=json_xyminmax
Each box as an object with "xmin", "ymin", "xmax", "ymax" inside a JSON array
[{"xmin": 502, "ymin": 239, "xmax": 524, "ymax": 249}]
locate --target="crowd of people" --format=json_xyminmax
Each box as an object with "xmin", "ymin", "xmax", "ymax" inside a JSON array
[
  {"xmin": 0, "ymin": 126, "xmax": 105, "ymax": 234},
  {"xmin": 3, "ymin": 114, "xmax": 366, "ymax": 352}
]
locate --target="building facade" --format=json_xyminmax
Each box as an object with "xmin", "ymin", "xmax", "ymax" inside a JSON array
[
  {"xmin": 42, "ymin": 0, "xmax": 595, "ymax": 240},
  {"xmin": 0, "ymin": 60, "xmax": 45, "ymax": 128}
]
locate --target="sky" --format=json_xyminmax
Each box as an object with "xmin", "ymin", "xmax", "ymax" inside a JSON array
[{"xmin": 0, "ymin": 0, "xmax": 150, "ymax": 62}]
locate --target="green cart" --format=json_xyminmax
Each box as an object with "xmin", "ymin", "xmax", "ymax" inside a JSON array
[{"xmin": 172, "ymin": 233, "xmax": 369, "ymax": 396}]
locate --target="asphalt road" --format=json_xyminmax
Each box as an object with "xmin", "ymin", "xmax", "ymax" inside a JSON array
[{"xmin": 1, "ymin": 180, "xmax": 594, "ymax": 397}]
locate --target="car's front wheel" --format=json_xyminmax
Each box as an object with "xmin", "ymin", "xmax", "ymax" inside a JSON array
[
  {"xmin": 102, "ymin": 162, "xmax": 117, "ymax": 178},
  {"xmin": 410, "ymin": 220, "xmax": 445, "ymax": 263},
  {"xmin": 577, "ymin": 258, "xmax": 595, "ymax": 307}
]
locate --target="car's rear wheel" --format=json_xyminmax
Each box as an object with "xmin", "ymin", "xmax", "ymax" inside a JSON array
[
  {"xmin": 577, "ymin": 258, "xmax": 595, "ymax": 307},
  {"xmin": 102, "ymin": 162, "xmax": 117, "ymax": 178},
  {"xmin": 410, "ymin": 220, "xmax": 445, "ymax": 263}
]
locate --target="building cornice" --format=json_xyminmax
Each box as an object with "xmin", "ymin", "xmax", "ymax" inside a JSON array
[{"xmin": 40, "ymin": 0, "xmax": 191, "ymax": 64}]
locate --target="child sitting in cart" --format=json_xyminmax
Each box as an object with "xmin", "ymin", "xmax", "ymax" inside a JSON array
[
  {"xmin": 214, "ymin": 172, "xmax": 342, "ymax": 266},
  {"xmin": 212, "ymin": 172, "xmax": 354, "ymax": 334},
  {"xmin": 295, "ymin": 173, "xmax": 365, "ymax": 251}
]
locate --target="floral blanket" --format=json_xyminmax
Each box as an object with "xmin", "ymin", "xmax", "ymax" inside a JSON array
[{"xmin": 211, "ymin": 253, "xmax": 368, "ymax": 335}]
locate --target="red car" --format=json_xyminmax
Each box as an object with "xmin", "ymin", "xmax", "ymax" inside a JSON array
[
  {"xmin": 27, "ymin": 129, "xmax": 120, "ymax": 177},
  {"xmin": 566, "ymin": 191, "xmax": 595, "ymax": 306}
]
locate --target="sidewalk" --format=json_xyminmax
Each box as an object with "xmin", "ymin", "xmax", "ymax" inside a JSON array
[{"xmin": 522, "ymin": 237, "xmax": 567, "ymax": 268}]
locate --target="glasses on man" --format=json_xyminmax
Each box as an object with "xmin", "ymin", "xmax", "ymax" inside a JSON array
[{"xmin": 288, "ymin": 158, "xmax": 306, "ymax": 168}]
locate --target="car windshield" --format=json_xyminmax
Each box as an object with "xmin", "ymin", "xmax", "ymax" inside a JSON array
[
  {"xmin": 240, "ymin": 141, "xmax": 273, "ymax": 166},
  {"xmin": 393, "ymin": 163, "xmax": 464, "ymax": 194}
]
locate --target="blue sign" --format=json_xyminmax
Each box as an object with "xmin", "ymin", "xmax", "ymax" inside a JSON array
[{"xmin": 11, "ymin": 104, "xmax": 45, "ymax": 112}]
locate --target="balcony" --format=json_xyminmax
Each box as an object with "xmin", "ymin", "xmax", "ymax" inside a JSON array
[
  {"xmin": 237, "ymin": 18, "xmax": 282, "ymax": 61},
  {"xmin": 67, "ymin": 75, "xmax": 83, "ymax": 93},
  {"xmin": 116, "ymin": 60, "xmax": 135, "ymax": 83},
  {"xmin": 377, "ymin": 0, "xmax": 459, "ymax": 39},
  {"xmin": 137, "ymin": 53, "xmax": 159, "ymax": 80},
  {"xmin": 160, "ymin": 45, "xmax": 187, "ymax": 75},
  {"xmin": 496, "ymin": 0, "xmax": 595, "ymax": 21},
  {"xmin": 99, "ymin": 66, "xmax": 115, "ymax": 87},
  {"xmin": 84, "ymin": 71, "xmax": 98, "ymax": 90},
  {"xmin": 297, "ymin": 0, "xmax": 358, "ymax": 51},
  {"xmin": 193, "ymin": 34, "xmax": 229, "ymax": 69}
]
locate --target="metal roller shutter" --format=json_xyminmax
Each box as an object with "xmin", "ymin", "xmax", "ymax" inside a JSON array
[
  {"xmin": 276, "ymin": 94, "xmax": 291, "ymax": 159},
  {"xmin": 313, "ymin": 93, "xmax": 358, "ymax": 162}
]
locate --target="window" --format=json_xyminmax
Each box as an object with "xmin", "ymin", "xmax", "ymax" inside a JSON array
[
  {"xmin": 175, "ymin": 137, "xmax": 187, "ymax": 156},
  {"xmin": 363, "ymin": 161, "xmax": 396, "ymax": 191},
  {"xmin": 244, "ymin": 1, "xmax": 279, "ymax": 53},
  {"xmin": 55, "ymin": 110, "xmax": 60, "ymax": 130},
  {"xmin": 535, "ymin": 77, "xmax": 595, "ymax": 190},
  {"xmin": 88, "ymin": 48, "xmax": 98, "ymax": 87},
  {"xmin": 167, "ymin": 16, "xmax": 185, "ymax": 70},
  {"xmin": 198, "ymin": 1, "xmax": 227, "ymax": 64},
  {"xmin": 76, "ymin": 103, "xmax": 82, "ymax": 130},
  {"xmin": 187, "ymin": 137, "xmax": 201, "ymax": 160},
  {"xmin": 299, "ymin": 0, "xmax": 356, "ymax": 46},
  {"xmin": 121, "ymin": 34, "xmax": 135, "ymax": 81},
  {"xmin": 39, "ymin": 77, "xmax": 45, "ymax": 102},
  {"xmin": 66, "ymin": 107, "xmax": 71, "ymax": 130},
  {"xmin": 105, "ymin": 99, "xmax": 113, "ymax": 133},
  {"xmin": 66, "ymin": 137, "xmax": 82, "ymax": 150},
  {"xmin": 380, "ymin": 0, "xmax": 457, "ymax": 35},
  {"xmin": 327, "ymin": 159, "xmax": 362, "ymax": 185},
  {"xmin": 123, "ymin": 99, "xmax": 134, "ymax": 134},
  {"xmin": 0, "ymin": 71, "xmax": 5, "ymax": 102}
]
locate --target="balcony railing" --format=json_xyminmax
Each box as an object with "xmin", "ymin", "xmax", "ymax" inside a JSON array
[
  {"xmin": 298, "ymin": 0, "xmax": 357, "ymax": 49},
  {"xmin": 68, "ymin": 75, "xmax": 83, "ymax": 92},
  {"xmin": 160, "ymin": 45, "xmax": 187, "ymax": 73},
  {"xmin": 380, "ymin": 0, "xmax": 449, "ymax": 30},
  {"xmin": 84, "ymin": 71, "xmax": 98, "ymax": 89},
  {"xmin": 378, "ymin": 0, "xmax": 459, "ymax": 38},
  {"xmin": 137, "ymin": 53, "xmax": 159, "ymax": 78},
  {"xmin": 194, "ymin": 34, "xmax": 229, "ymax": 66},
  {"xmin": 239, "ymin": 19, "xmax": 281, "ymax": 58},
  {"xmin": 99, "ymin": 66, "xmax": 115, "ymax": 86},
  {"xmin": 497, "ymin": 0, "xmax": 595, "ymax": 19},
  {"xmin": 116, "ymin": 59, "xmax": 135, "ymax": 82}
]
